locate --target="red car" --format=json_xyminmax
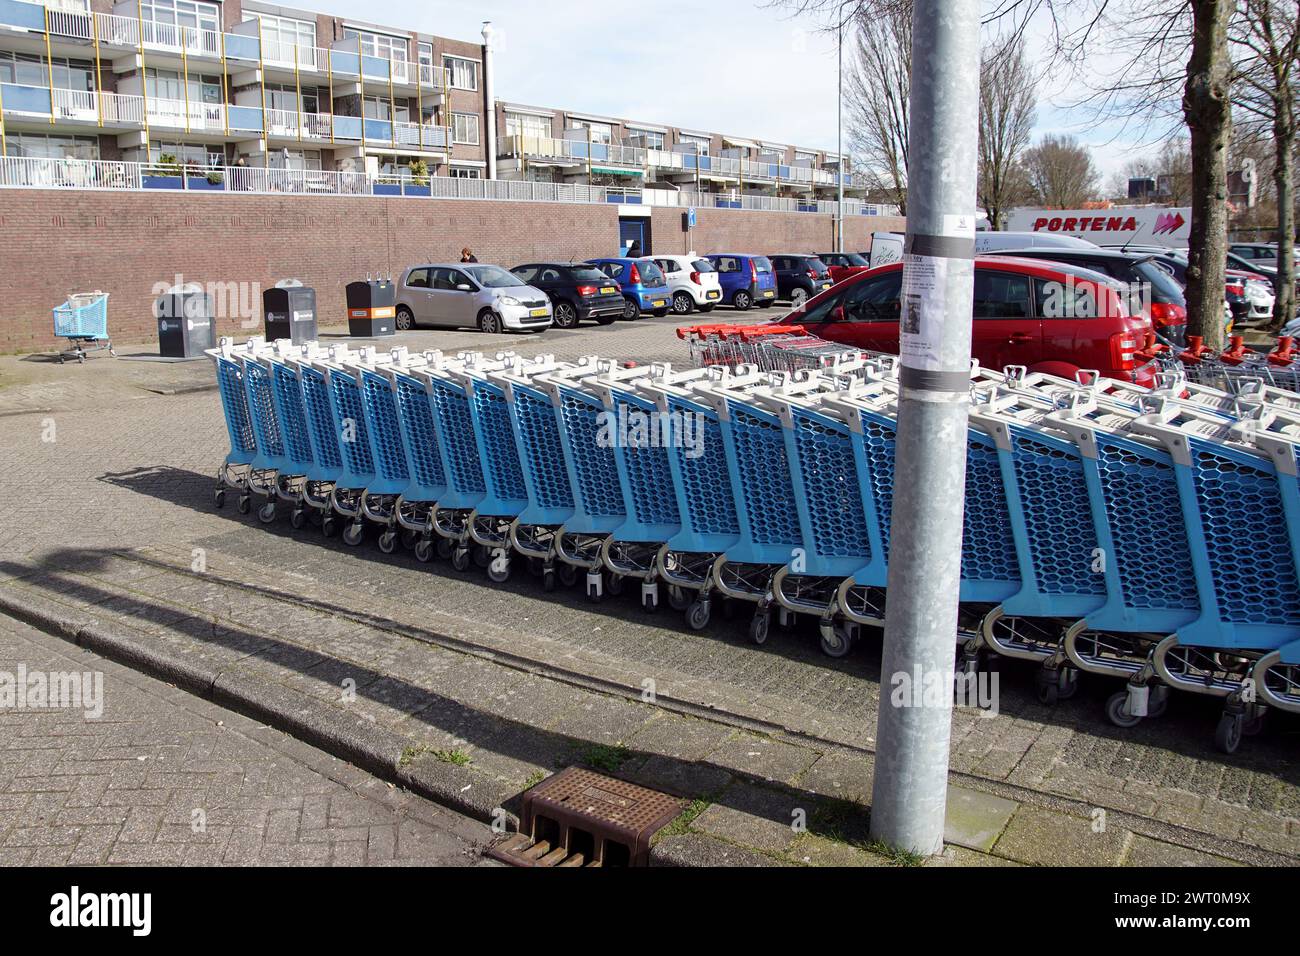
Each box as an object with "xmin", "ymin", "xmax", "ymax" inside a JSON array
[
  {"xmin": 816, "ymin": 252, "xmax": 873, "ymax": 285},
  {"xmin": 778, "ymin": 256, "xmax": 1156, "ymax": 385}
]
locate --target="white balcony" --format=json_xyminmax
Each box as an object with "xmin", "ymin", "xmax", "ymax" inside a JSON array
[{"xmin": 146, "ymin": 97, "xmax": 225, "ymax": 132}]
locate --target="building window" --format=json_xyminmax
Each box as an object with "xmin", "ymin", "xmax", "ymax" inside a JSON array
[
  {"xmin": 258, "ymin": 14, "xmax": 316, "ymax": 64},
  {"xmin": 145, "ymin": 68, "xmax": 222, "ymax": 104},
  {"xmin": 139, "ymin": 0, "xmax": 220, "ymax": 33},
  {"xmin": 443, "ymin": 55, "xmax": 478, "ymax": 91},
  {"xmin": 449, "ymin": 166, "xmax": 481, "ymax": 179},
  {"xmin": 679, "ymin": 133, "xmax": 711, "ymax": 154},
  {"xmin": 569, "ymin": 120, "xmax": 612, "ymax": 145},
  {"xmin": 794, "ymin": 150, "xmax": 818, "ymax": 164},
  {"xmin": 8, "ymin": 132, "xmax": 99, "ymax": 160},
  {"xmin": 344, "ymin": 29, "xmax": 408, "ymax": 64},
  {"xmin": 628, "ymin": 129, "xmax": 664, "ymax": 149},
  {"xmin": 452, "ymin": 112, "xmax": 479, "ymax": 145},
  {"xmin": 505, "ymin": 112, "xmax": 551, "ymax": 138},
  {"xmin": 269, "ymin": 147, "xmax": 322, "ymax": 170},
  {"xmin": 264, "ymin": 83, "xmax": 320, "ymax": 115}
]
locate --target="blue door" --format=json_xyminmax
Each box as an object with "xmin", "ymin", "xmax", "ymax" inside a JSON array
[{"xmin": 619, "ymin": 218, "xmax": 650, "ymax": 256}]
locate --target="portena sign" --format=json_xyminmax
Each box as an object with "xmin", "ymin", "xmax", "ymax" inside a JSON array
[{"xmin": 1006, "ymin": 207, "xmax": 1192, "ymax": 246}]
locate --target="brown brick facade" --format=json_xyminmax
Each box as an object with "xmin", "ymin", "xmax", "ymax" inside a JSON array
[{"xmin": 0, "ymin": 190, "xmax": 902, "ymax": 353}]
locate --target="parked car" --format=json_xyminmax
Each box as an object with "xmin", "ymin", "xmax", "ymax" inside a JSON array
[
  {"xmin": 1229, "ymin": 242, "xmax": 1300, "ymax": 271},
  {"xmin": 770, "ymin": 254, "xmax": 834, "ymax": 307},
  {"xmin": 1139, "ymin": 251, "xmax": 1269, "ymax": 329},
  {"xmin": 586, "ymin": 257, "xmax": 671, "ymax": 319},
  {"xmin": 509, "ymin": 262, "xmax": 625, "ymax": 328},
  {"xmin": 776, "ymin": 256, "xmax": 1156, "ymax": 385},
  {"xmin": 651, "ymin": 254, "xmax": 724, "ymax": 315},
  {"xmin": 704, "ymin": 254, "xmax": 779, "ymax": 310},
  {"xmin": 816, "ymin": 251, "xmax": 873, "ymax": 285},
  {"xmin": 396, "ymin": 263, "xmax": 552, "ymax": 333},
  {"xmin": 975, "ymin": 232, "xmax": 1099, "ymax": 254},
  {"xmin": 986, "ymin": 247, "xmax": 1188, "ymax": 346}
]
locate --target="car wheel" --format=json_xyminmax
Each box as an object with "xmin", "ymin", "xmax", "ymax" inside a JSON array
[
  {"xmin": 553, "ymin": 301, "xmax": 579, "ymax": 329},
  {"xmin": 622, "ymin": 298, "xmax": 640, "ymax": 321},
  {"xmin": 672, "ymin": 292, "xmax": 694, "ymax": 315},
  {"xmin": 734, "ymin": 290, "xmax": 753, "ymax": 311},
  {"xmin": 790, "ymin": 288, "xmax": 809, "ymax": 308},
  {"xmin": 478, "ymin": 309, "xmax": 502, "ymax": 334},
  {"xmin": 395, "ymin": 306, "xmax": 415, "ymax": 331}
]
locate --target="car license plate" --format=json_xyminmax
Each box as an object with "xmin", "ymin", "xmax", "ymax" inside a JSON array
[
  {"xmin": 652, "ymin": 300, "xmax": 666, "ymax": 308},
  {"xmin": 602, "ymin": 287, "xmax": 618, "ymax": 295},
  {"xmin": 529, "ymin": 308, "xmax": 548, "ymax": 318},
  {"xmin": 762, "ymin": 290, "xmax": 775, "ymax": 297},
  {"xmin": 707, "ymin": 290, "xmax": 721, "ymax": 300}
]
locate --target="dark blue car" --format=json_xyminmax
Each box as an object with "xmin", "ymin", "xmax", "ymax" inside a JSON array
[
  {"xmin": 704, "ymin": 254, "xmax": 778, "ymax": 311},
  {"xmin": 586, "ymin": 257, "xmax": 671, "ymax": 320}
]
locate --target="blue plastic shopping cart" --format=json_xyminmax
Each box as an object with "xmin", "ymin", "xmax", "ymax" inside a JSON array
[{"xmin": 53, "ymin": 292, "xmax": 114, "ymax": 364}]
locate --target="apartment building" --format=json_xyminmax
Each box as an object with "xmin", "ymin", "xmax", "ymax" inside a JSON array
[
  {"xmin": 0, "ymin": 0, "xmax": 489, "ymax": 178},
  {"xmin": 494, "ymin": 101, "xmax": 869, "ymax": 203}
]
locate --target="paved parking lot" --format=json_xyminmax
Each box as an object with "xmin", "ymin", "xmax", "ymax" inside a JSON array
[{"xmin": 1, "ymin": 313, "xmax": 1298, "ymax": 864}]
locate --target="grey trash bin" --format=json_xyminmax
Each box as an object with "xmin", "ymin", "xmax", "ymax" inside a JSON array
[{"xmin": 263, "ymin": 279, "xmax": 317, "ymax": 345}]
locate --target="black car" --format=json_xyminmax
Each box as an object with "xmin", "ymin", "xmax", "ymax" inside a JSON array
[
  {"xmin": 510, "ymin": 262, "xmax": 626, "ymax": 329},
  {"xmin": 987, "ymin": 248, "xmax": 1189, "ymax": 346},
  {"xmin": 770, "ymin": 254, "xmax": 834, "ymax": 307}
]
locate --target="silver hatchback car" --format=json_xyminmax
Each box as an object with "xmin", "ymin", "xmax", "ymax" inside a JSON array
[{"xmin": 395, "ymin": 263, "xmax": 553, "ymax": 333}]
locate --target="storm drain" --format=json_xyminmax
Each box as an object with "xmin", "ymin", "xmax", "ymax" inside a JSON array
[{"xmin": 489, "ymin": 767, "xmax": 685, "ymax": 867}]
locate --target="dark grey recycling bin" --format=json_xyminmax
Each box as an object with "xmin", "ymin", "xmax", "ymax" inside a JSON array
[
  {"xmin": 155, "ymin": 289, "xmax": 215, "ymax": 358},
  {"xmin": 346, "ymin": 279, "xmax": 396, "ymax": 337},
  {"xmin": 263, "ymin": 283, "xmax": 318, "ymax": 345}
]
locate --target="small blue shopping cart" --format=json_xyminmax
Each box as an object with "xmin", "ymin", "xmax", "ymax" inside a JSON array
[{"xmin": 52, "ymin": 292, "xmax": 115, "ymax": 364}]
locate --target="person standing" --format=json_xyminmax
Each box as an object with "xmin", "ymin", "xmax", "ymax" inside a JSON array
[{"xmin": 460, "ymin": 248, "xmax": 478, "ymax": 263}]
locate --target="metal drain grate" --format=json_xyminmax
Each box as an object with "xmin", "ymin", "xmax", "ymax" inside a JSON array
[{"xmin": 489, "ymin": 767, "xmax": 685, "ymax": 867}]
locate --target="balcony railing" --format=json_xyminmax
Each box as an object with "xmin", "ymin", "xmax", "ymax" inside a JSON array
[
  {"xmin": 2, "ymin": 82, "xmax": 146, "ymax": 124},
  {"xmin": 0, "ymin": 156, "xmax": 903, "ymax": 215},
  {"xmin": 500, "ymin": 134, "xmax": 648, "ymax": 168},
  {"xmin": 147, "ymin": 97, "xmax": 226, "ymax": 132}
]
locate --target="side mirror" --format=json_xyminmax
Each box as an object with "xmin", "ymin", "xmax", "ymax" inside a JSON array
[{"xmin": 455, "ymin": 284, "xmax": 474, "ymax": 292}]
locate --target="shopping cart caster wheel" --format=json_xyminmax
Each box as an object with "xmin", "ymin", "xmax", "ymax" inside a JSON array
[
  {"xmin": 1243, "ymin": 708, "xmax": 1268, "ymax": 737},
  {"xmin": 321, "ymin": 515, "xmax": 338, "ymax": 538},
  {"xmin": 214, "ymin": 488, "xmax": 226, "ymax": 509},
  {"xmin": 400, "ymin": 529, "xmax": 419, "ymax": 550},
  {"xmin": 237, "ymin": 495, "xmax": 251, "ymax": 515},
  {"xmin": 640, "ymin": 581, "xmax": 659, "ymax": 612},
  {"xmin": 487, "ymin": 558, "xmax": 511, "ymax": 585},
  {"xmin": 686, "ymin": 600, "xmax": 711, "ymax": 631},
  {"xmin": 748, "ymin": 613, "xmax": 771, "ymax": 646},
  {"xmin": 414, "ymin": 537, "xmax": 434, "ymax": 563},
  {"xmin": 377, "ymin": 530, "xmax": 398, "ymax": 555},
  {"xmin": 436, "ymin": 538, "xmax": 453, "ymax": 560},
  {"xmin": 607, "ymin": 574, "xmax": 624, "ymax": 597},
  {"xmin": 543, "ymin": 569, "xmax": 556, "ymax": 592},
  {"xmin": 1214, "ymin": 712, "xmax": 1244, "ymax": 755},
  {"xmin": 1105, "ymin": 691, "xmax": 1143, "ymax": 729},
  {"xmin": 472, "ymin": 545, "xmax": 492, "ymax": 569},
  {"xmin": 257, "ymin": 502, "xmax": 277, "ymax": 525},
  {"xmin": 557, "ymin": 563, "xmax": 578, "ymax": 588},
  {"xmin": 289, "ymin": 509, "xmax": 307, "ymax": 530},
  {"xmin": 78, "ymin": 354, "xmax": 86, "ymax": 365},
  {"xmin": 452, "ymin": 547, "xmax": 471, "ymax": 572},
  {"xmin": 1147, "ymin": 686, "xmax": 1169, "ymax": 719},
  {"xmin": 778, "ymin": 608, "xmax": 795, "ymax": 630},
  {"xmin": 818, "ymin": 622, "xmax": 852, "ymax": 659},
  {"xmin": 1035, "ymin": 669, "xmax": 1066, "ymax": 706},
  {"xmin": 1058, "ymin": 667, "xmax": 1080, "ymax": 701},
  {"xmin": 667, "ymin": 585, "xmax": 691, "ymax": 612},
  {"xmin": 342, "ymin": 522, "xmax": 365, "ymax": 547},
  {"xmin": 586, "ymin": 571, "xmax": 604, "ymax": 603}
]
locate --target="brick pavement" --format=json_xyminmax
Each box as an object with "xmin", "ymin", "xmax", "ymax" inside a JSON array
[
  {"xmin": 0, "ymin": 315, "xmax": 1297, "ymax": 865},
  {"xmin": 0, "ymin": 614, "xmax": 493, "ymax": 866}
]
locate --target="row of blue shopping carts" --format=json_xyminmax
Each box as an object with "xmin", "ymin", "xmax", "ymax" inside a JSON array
[{"xmin": 208, "ymin": 336, "xmax": 1300, "ymax": 754}]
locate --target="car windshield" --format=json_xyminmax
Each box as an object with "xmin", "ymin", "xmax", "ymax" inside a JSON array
[
  {"xmin": 638, "ymin": 261, "xmax": 665, "ymax": 281},
  {"xmin": 464, "ymin": 265, "xmax": 524, "ymax": 288},
  {"xmin": 691, "ymin": 259, "xmax": 716, "ymax": 273},
  {"xmin": 1133, "ymin": 258, "xmax": 1186, "ymax": 304},
  {"xmin": 753, "ymin": 257, "xmax": 773, "ymax": 273},
  {"xmin": 841, "ymin": 253, "xmax": 869, "ymax": 266},
  {"xmin": 807, "ymin": 258, "xmax": 830, "ymax": 272},
  {"xmin": 569, "ymin": 266, "xmax": 610, "ymax": 282}
]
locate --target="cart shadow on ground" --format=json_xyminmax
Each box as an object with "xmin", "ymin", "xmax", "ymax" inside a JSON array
[{"xmin": 87, "ymin": 464, "xmax": 1300, "ymax": 791}]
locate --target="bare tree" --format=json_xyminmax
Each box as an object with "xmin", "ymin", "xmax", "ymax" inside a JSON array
[
  {"xmin": 1157, "ymin": 136, "xmax": 1194, "ymax": 203},
  {"xmin": 844, "ymin": 2, "xmax": 913, "ymax": 212},
  {"xmin": 1231, "ymin": 0, "xmax": 1299, "ymax": 331},
  {"xmin": 1023, "ymin": 134, "xmax": 1101, "ymax": 206},
  {"xmin": 978, "ymin": 35, "xmax": 1037, "ymax": 228}
]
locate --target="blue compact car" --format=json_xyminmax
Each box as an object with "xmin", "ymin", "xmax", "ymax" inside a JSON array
[
  {"xmin": 703, "ymin": 254, "xmax": 778, "ymax": 311},
  {"xmin": 586, "ymin": 257, "xmax": 672, "ymax": 319}
]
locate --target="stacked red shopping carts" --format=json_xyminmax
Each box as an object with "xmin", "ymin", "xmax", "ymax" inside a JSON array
[{"xmin": 677, "ymin": 322, "xmax": 887, "ymax": 377}]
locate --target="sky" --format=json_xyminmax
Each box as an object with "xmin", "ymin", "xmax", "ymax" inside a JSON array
[{"xmin": 311, "ymin": 0, "xmax": 1158, "ymax": 184}]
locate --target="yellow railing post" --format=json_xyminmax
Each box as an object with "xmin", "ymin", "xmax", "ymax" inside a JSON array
[
  {"xmin": 220, "ymin": 30, "xmax": 228, "ymax": 135},
  {"xmin": 257, "ymin": 18, "xmax": 268, "ymax": 167},
  {"xmin": 0, "ymin": 83, "xmax": 7, "ymax": 157},
  {"xmin": 93, "ymin": 12, "xmax": 103, "ymax": 126},
  {"xmin": 136, "ymin": 0, "xmax": 150, "ymax": 148},
  {"xmin": 327, "ymin": 46, "xmax": 334, "ymax": 144},
  {"xmin": 43, "ymin": 8, "xmax": 54, "ymax": 125},
  {"xmin": 387, "ymin": 56, "xmax": 395, "ymax": 150},
  {"xmin": 181, "ymin": 44, "xmax": 190, "ymax": 134},
  {"xmin": 294, "ymin": 45, "xmax": 302, "ymax": 142}
]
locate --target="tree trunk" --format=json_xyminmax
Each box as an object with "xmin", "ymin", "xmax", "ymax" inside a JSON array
[
  {"xmin": 1182, "ymin": 0, "xmax": 1232, "ymax": 351},
  {"xmin": 1272, "ymin": 99, "xmax": 1296, "ymax": 333}
]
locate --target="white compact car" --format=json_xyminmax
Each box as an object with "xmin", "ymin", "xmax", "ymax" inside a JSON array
[{"xmin": 649, "ymin": 254, "xmax": 724, "ymax": 315}]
